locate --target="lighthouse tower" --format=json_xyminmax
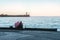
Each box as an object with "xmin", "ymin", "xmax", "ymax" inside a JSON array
[{"xmin": 26, "ymin": 12, "xmax": 28, "ymax": 15}]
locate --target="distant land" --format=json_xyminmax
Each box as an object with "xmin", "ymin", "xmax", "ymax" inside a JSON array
[{"xmin": 0, "ymin": 12, "xmax": 30, "ymax": 17}]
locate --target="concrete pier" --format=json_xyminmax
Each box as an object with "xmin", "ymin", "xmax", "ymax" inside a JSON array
[
  {"xmin": 0, "ymin": 30, "xmax": 60, "ymax": 40},
  {"xmin": 0, "ymin": 28, "xmax": 57, "ymax": 31}
]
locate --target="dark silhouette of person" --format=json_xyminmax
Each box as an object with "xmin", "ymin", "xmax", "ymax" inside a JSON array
[
  {"xmin": 15, "ymin": 21, "xmax": 23, "ymax": 29},
  {"xmin": 19, "ymin": 21, "xmax": 23, "ymax": 29}
]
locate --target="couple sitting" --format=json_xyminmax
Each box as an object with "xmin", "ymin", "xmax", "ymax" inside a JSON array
[{"xmin": 15, "ymin": 21, "xmax": 23, "ymax": 29}]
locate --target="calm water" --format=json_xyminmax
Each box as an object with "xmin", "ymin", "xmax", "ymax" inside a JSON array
[{"xmin": 0, "ymin": 16, "xmax": 60, "ymax": 31}]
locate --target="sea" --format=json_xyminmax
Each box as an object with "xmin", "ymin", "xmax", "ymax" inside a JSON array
[{"xmin": 0, "ymin": 16, "xmax": 60, "ymax": 31}]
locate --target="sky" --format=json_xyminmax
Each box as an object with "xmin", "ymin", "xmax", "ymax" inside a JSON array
[{"xmin": 0, "ymin": 0, "xmax": 60, "ymax": 16}]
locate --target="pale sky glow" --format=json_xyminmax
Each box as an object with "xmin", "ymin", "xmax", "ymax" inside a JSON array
[{"xmin": 0, "ymin": 0, "xmax": 60, "ymax": 16}]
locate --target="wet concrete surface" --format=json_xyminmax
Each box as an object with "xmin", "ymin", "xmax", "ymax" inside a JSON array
[{"xmin": 0, "ymin": 30, "xmax": 60, "ymax": 40}]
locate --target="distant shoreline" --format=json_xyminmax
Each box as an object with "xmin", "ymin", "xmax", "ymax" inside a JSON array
[{"xmin": 0, "ymin": 15, "xmax": 30, "ymax": 17}]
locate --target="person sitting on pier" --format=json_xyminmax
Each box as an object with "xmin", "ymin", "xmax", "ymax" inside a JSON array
[
  {"xmin": 15, "ymin": 21, "xmax": 23, "ymax": 29},
  {"xmin": 20, "ymin": 21, "xmax": 23, "ymax": 29}
]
